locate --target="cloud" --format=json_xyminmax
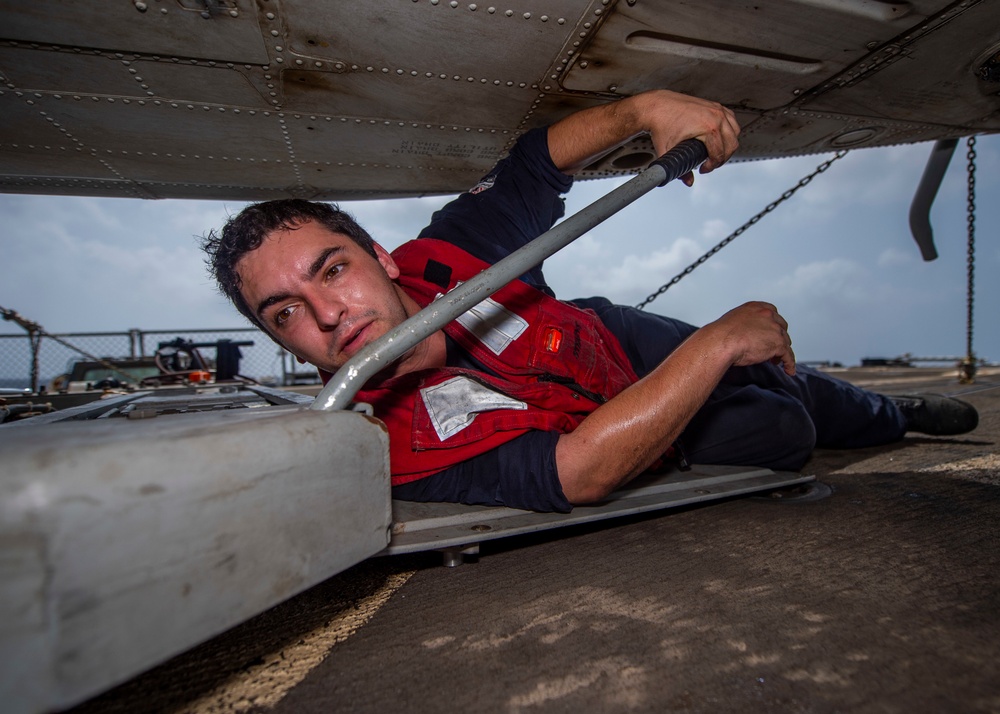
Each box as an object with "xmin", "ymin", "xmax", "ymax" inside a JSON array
[
  {"xmin": 877, "ymin": 247, "xmax": 916, "ymax": 268},
  {"xmin": 701, "ymin": 218, "xmax": 730, "ymax": 241},
  {"xmin": 771, "ymin": 258, "xmax": 874, "ymax": 308},
  {"xmin": 547, "ymin": 236, "xmax": 706, "ymax": 304}
]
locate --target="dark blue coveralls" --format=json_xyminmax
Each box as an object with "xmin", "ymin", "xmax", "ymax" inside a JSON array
[{"xmin": 393, "ymin": 128, "xmax": 907, "ymax": 512}]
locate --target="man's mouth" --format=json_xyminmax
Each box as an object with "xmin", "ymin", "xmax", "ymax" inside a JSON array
[{"xmin": 338, "ymin": 320, "xmax": 372, "ymax": 357}]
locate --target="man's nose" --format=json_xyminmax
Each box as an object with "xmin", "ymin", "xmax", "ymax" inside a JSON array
[{"xmin": 313, "ymin": 296, "xmax": 347, "ymax": 330}]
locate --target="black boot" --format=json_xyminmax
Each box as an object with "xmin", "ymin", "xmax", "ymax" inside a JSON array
[{"xmin": 889, "ymin": 393, "xmax": 979, "ymax": 436}]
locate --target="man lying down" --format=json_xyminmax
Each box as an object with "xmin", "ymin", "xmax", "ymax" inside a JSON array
[{"xmin": 202, "ymin": 89, "xmax": 978, "ymax": 513}]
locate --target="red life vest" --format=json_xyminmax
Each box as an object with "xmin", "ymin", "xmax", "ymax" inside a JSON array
[{"xmin": 350, "ymin": 239, "xmax": 643, "ymax": 486}]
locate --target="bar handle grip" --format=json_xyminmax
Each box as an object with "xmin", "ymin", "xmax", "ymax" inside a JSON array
[{"xmin": 650, "ymin": 138, "xmax": 709, "ymax": 187}]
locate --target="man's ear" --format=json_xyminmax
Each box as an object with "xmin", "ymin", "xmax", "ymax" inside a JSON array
[{"xmin": 373, "ymin": 243, "xmax": 400, "ymax": 279}]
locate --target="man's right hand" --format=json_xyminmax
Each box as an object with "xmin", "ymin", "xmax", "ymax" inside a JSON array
[
  {"xmin": 547, "ymin": 88, "xmax": 740, "ymax": 177},
  {"xmin": 632, "ymin": 89, "xmax": 741, "ymax": 181},
  {"xmin": 705, "ymin": 301, "xmax": 796, "ymax": 376}
]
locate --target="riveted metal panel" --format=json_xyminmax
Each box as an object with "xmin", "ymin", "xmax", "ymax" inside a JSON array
[
  {"xmin": 2, "ymin": 0, "xmax": 269, "ymax": 65},
  {"xmin": 128, "ymin": 61, "xmax": 270, "ymax": 107},
  {"xmin": 0, "ymin": 48, "xmax": 141, "ymax": 98},
  {"xmin": 0, "ymin": 405, "xmax": 390, "ymax": 714},
  {"xmin": 277, "ymin": 66, "xmax": 536, "ymax": 128},
  {"xmin": 0, "ymin": 95, "xmax": 112, "ymax": 174},
  {"xmin": 0, "ymin": 144, "xmax": 118, "ymax": 181},
  {"xmin": 803, "ymin": 1, "xmax": 1000, "ymax": 130},
  {"xmin": 279, "ymin": 1, "xmax": 587, "ymax": 82},
  {"xmin": 281, "ymin": 114, "xmax": 511, "ymax": 170},
  {"xmin": 737, "ymin": 108, "xmax": 947, "ymax": 158},
  {"xmin": 0, "ymin": 176, "xmax": 145, "ymax": 198},
  {"xmin": 561, "ymin": 0, "xmax": 942, "ymax": 109},
  {"xmin": 107, "ymin": 151, "xmax": 301, "ymax": 193},
  {"xmin": 27, "ymin": 95, "xmax": 290, "ymax": 169}
]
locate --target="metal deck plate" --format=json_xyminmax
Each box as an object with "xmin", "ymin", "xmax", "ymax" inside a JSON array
[{"xmin": 384, "ymin": 465, "xmax": 814, "ymax": 555}]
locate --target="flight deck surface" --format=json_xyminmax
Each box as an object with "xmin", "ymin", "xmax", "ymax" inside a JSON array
[{"xmin": 69, "ymin": 366, "xmax": 1000, "ymax": 714}]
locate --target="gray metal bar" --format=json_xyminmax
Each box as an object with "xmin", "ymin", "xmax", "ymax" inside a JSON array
[
  {"xmin": 312, "ymin": 138, "xmax": 708, "ymax": 412},
  {"xmin": 909, "ymin": 137, "xmax": 958, "ymax": 262}
]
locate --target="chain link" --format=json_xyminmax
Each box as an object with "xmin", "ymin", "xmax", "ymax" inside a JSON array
[
  {"xmin": 635, "ymin": 150, "xmax": 849, "ymax": 310},
  {"xmin": 960, "ymin": 136, "xmax": 977, "ymax": 383}
]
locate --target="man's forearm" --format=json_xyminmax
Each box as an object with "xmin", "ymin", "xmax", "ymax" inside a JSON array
[
  {"xmin": 546, "ymin": 89, "xmax": 741, "ymax": 177},
  {"xmin": 554, "ymin": 327, "xmax": 730, "ymax": 503},
  {"xmin": 555, "ymin": 301, "xmax": 796, "ymax": 504}
]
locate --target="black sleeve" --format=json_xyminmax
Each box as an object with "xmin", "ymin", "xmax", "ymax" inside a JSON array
[
  {"xmin": 391, "ymin": 430, "xmax": 572, "ymax": 513},
  {"xmin": 416, "ymin": 127, "xmax": 573, "ymax": 294}
]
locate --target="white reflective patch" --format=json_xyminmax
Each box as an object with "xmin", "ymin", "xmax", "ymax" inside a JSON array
[
  {"xmin": 421, "ymin": 376, "xmax": 527, "ymax": 441},
  {"xmin": 455, "ymin": 295, "xmax": 529, "ymax": 355}
]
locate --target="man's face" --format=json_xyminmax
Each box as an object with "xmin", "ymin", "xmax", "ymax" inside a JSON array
[{"xmin": 236, "ymin": 220, "xmax": 410, "ymax": 373}]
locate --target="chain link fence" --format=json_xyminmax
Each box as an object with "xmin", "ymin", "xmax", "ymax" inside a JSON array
[{"xmin": 0, "ymin": 327, "xmax": 320, "ymax": 392}]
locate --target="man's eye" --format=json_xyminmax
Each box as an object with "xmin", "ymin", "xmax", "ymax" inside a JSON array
[
  {"xmin": 326, "ymin": 263, "xmax": 344, "ymax": 280},
  {"xmin": 274, "ymin": 305, "xmax": 295, "ymax": 326}
]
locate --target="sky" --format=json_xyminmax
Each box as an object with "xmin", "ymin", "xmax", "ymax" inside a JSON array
[{"xmin": 2, "ymin": 135, "xmax": 997, "ymax": 370}]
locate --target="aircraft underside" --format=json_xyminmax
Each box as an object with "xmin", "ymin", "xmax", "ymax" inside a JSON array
[{"xmin": 1, "ymin": 0, "xmax": 998, "ymax": 200}]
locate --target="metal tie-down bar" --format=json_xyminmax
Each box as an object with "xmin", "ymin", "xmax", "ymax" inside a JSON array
[
  {"xmin": 309, "ymin": 139, "xmax": 815, "ymax": 561},
  {"xmin": 312, "ymin": 138, "xmax": 711, "ymax": 412}
]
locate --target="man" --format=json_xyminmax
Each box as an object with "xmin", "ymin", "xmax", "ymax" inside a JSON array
[{"xmin": 203, "ymin": 89, "xmax": 978, "ymax": 512}]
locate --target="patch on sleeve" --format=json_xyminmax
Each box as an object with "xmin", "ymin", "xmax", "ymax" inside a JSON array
[
  {"xmin": 455, "ymin": 295, "xmax": 529, "ymax": 355},
  {"xmin": 420, "ymin": 376, "xmax": 527, "ymax": 441},
  {"xmin": 423, "ymin": 259, "xmax": 453, "ymax": 290},
  {"xmin": 469, "ymin": 175, "xmax": 496, "ymax": 195}
]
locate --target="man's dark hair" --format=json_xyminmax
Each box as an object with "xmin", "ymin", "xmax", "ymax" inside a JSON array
[{"xmin": 201, "ymin": 199, "xmax": 378, "ymax": 328}]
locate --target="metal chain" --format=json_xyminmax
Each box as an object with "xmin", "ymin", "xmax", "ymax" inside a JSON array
[
  {"xmin": 635, "ymin": 150, "xmax": 849, "ymax": 310},
  {"xmin": 959, "ymin": 136, "xmax": 977, "ymax": 383}
]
